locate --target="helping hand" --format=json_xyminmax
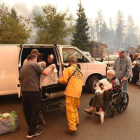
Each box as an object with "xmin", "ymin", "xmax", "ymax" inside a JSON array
[
  {"xmin": 61, "ymin": 63, "xmax": 64, "ymax": 66},
  {"xmin": 101, "ymin": 85, "xmax": 104, "ymax": 90},
  {"xmin": 122, "ymin": 77, "xmax": 127, "ymax": 81},
  {"xmin": 51, "ymin": 64, "xmax": 55, "ymax": 69}
]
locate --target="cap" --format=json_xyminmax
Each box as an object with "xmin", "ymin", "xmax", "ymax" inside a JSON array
[
  {"xmin": 119, "ymin": 48, "xmax": 125, "ymax": 53},
  {"xmin": 69, "ymin": 55, "xmax": 77, "ymax": 62},
  {"xmin": 31, "ymin": 49, "xmax": 41, "ymax": 55}
]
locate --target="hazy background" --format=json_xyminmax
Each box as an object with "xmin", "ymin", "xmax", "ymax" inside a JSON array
[
  {"xmin": 1, "ymin": 0, "xmax": 140, "ymax": 26},
  {"xmin": 1, "ymin": 0, "xmax": 140, "ymax": 53}
]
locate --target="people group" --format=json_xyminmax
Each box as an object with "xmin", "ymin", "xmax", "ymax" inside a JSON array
[
  {"xmin": 19, "ymin": 49, "xmax": 83, "ymax": 138},
  {"xmin": 85, "ymin": 48, "xmax": 132, "ymax": 124},
  {"xmin": 122, "ymin": 50, "xmax": 140, "ymax": 85},
  {"xmin": 19, "ymin": 48, "xmax": 133, "ymax": 138}
]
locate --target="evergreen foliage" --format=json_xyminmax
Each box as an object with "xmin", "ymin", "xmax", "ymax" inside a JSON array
[
  {"xmin": 32, "ymin": 4, "xmax": 72, "ymax": 44},
  {"xmin": 0, "ymin": 5, "xmax": 30, "ymax": 44},
  {"xmin": 72, "ymin": 2, "xmax": 90, "ymax": 51}
]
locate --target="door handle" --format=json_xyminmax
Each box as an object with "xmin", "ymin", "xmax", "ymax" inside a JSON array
[{"xmin": 17, "ymin": 84, "xmax": 20, "ymax": 87}]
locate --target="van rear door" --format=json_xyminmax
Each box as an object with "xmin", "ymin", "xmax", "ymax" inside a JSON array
[
  {"xmin": 19, "ymin": 44, "xmax": 66, "ymax": 99},
  {"xmin": 0, "ymin": 44, "xmax": 21, "ymax": 97}
]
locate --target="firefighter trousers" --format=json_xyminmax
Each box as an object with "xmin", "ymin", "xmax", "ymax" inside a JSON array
[{"xmin": 66, "ymin": 96, "xmax": 80, "ymax": 131}]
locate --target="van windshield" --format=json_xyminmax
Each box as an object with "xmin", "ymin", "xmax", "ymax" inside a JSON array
[{"xmin": 83, "ymin": 52, "xmax": 91, "ymax": 58}]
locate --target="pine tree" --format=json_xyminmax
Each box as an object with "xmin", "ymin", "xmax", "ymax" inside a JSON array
[
  {"xmin": 125, "ymin": 15, "xmax": 137, "ymax": 50},
  {"xmin": 88, "ymin": 18, "xmax": 95, "ymax": 41},
  {"xmin": 10, "ymin": 8, "xmax": 18, "ymax": 20},
  {"xmin": 95, "ymin": 9, "xmax": 104, "ymax": 42},
  {"xmin": 100, "ymin": 21, "xmax": 108, "ymax": 43},
  {"xmin": 108, "ymin": 17, "xmax": 115, "ymax": 52},
  {"xmin": 72, "ymin": 2, "xmax": 90, "ymax": 51},
  {"xmin": 115, "ymin": 10, "xmax": 124, "ymax": 50}
]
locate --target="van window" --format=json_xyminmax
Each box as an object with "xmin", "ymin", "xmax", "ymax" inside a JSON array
[
  {"xmin": 104, "ymin": 55, "xmax": 118, "ymax": 61},
  {"xmin": 62, "ymin": 48, "xmax": 89, "ymax": 63}
]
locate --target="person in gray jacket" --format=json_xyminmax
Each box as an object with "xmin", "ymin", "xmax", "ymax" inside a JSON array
[{"xmin": 113, "ymin": 48, "xmax": 132, "ymax": 93}]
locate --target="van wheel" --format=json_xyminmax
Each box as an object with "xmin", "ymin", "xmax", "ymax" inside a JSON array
[{"xmin": 87, "ymin": 75, "xmax": 101, "ymax": 93}]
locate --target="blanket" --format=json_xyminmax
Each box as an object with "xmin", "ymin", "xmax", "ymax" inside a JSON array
[
  {"xmin": 95, "ymin": 78, "xmax": 112, "ymax": 93},
  {"xmin": 40, "ymin": 64, "xmax": 58, "ymax": 88}
]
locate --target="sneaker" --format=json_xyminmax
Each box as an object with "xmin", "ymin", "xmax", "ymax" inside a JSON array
[
  {"xmin": 84, "ymin": 109, "xmax": 93, "ymax": 115},
  {"xmin": 95, "ymin": 112, "xmax": 101, "ymax": 115},
  {"xmin": 26, "ymin": 129, "xmax": 42, "ymax": 139},
  {"xmin": 76, "ymin": 123, "xmax": 79, "ymax": 126},
  {"xmin": 66, "ymin": 129, "xmax": 76, "ymax": 135}
]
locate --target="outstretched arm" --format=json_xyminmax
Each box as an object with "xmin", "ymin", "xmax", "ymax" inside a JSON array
[
  {"xmin": 58, "ymin": 68, "xmax": 70, "ymax": 84},
  {"xmin": 42, "ymin": 64, "xmax": 55, "ymax": 76}
]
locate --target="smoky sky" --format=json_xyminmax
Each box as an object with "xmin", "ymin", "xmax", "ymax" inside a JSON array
[
  {"xmin": 1, "ymin": 2, "xmax": 43, "ymax": 19},
  {"xmin": 13, "ymin": 3, "xmax": 30, "ymax": 18}
]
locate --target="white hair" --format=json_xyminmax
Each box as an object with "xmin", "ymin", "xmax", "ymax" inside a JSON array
[
  {"xmin": 107, "ymin": 69, "xmax": 115, "ymax": 76},
  {"xmin": 38, "ymin": 61, "xmax": 46, "ymax": 68}
]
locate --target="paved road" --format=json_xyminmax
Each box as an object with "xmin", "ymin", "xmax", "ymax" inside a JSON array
[{"xmin": 1, "ymin": 84, "xmax": 140, "ymax": 140}]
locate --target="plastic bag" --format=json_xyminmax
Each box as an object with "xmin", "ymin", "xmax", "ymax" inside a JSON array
[{"xmin": 0, "ymin": 111, "xmax": 19, "ymax": 135}]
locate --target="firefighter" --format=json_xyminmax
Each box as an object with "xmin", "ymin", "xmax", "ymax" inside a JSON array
[{"xmin": 58, "ymin": 55, "xmax": 83, "ymax": 134}]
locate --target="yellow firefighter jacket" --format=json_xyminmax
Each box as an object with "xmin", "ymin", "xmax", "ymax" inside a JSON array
[{"xmin": 58, "ymin": 64, "xmax": 83, "ymax": 98}]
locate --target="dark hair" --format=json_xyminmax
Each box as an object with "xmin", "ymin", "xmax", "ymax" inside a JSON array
[
  {"xmin": 27, "ymin": 54, "xmax": 37, "ymax": 60},
  {"xmin": 134, "ymin": 53, "xmax": 139, "ymax": 59}
]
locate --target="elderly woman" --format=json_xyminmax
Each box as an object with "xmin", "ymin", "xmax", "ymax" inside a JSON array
[{"xmin": 84, "ymin": 69, "xmax": 120, "ymax": 124}]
